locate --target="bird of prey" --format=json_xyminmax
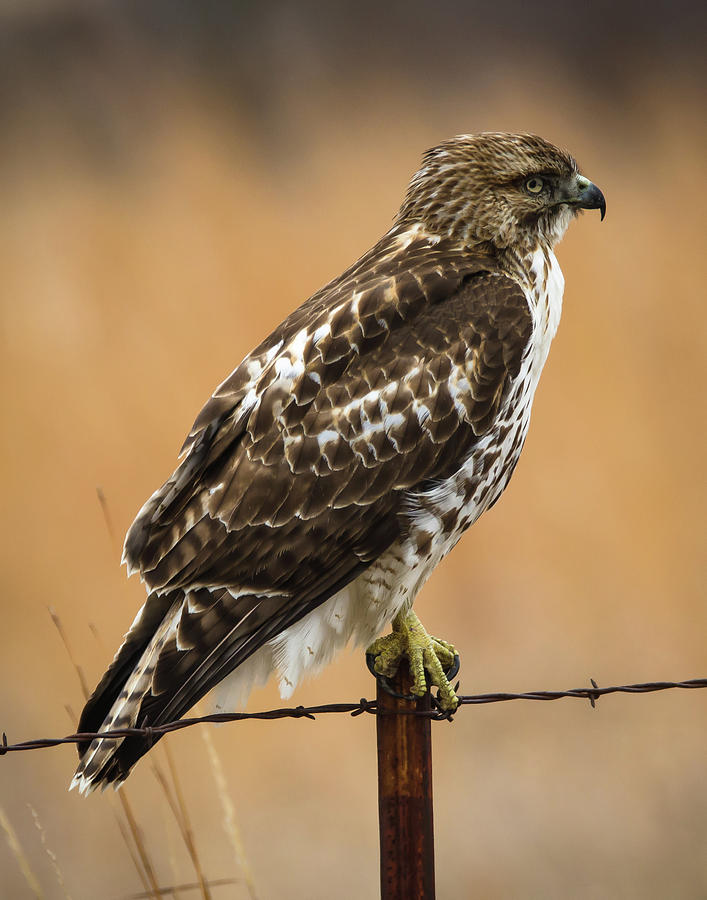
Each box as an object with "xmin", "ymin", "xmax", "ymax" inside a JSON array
[{"xmin": 72, "ymin": 132, "xmax": 605, "ymax": 792}]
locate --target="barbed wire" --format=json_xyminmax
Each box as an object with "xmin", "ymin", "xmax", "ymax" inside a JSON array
[{"xmin": 1, "ymin": 677, "xmax": 705, "ymax": 756}]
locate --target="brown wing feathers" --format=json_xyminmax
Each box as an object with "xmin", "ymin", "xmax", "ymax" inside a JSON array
[{"xmin": 75, "ymin": 229, "xmax": 532, "ymax": 788}]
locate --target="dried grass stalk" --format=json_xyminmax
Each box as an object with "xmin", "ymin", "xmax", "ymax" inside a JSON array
[
  {"xmin": 152, "ymin": 749, "xmax": 210, "ymax": 900},
  {"xmin": 199, "ymin": 726, "xmax": 258, "ymax": 900},
  {"xmin": 0, "ymin": 806, "xmax": 44, "ymax": 899},
  {"xmin": 28, "ymin": 804, "xmax": 72, "ymax": 899}
]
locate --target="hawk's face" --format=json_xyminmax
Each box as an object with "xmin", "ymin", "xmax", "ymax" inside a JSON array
[{"xmin": 398, "ymin": 132, "xmax": 605, "ymax": 252}]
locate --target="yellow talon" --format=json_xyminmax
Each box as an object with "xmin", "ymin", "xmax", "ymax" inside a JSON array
[{"xmin": 367, "ymin": 609, "xmax": 459, "ymax": 710}]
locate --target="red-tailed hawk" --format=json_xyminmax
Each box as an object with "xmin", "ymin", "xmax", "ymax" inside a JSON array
[{"xmin": 72, "ymin": 132, "xmax": 605, "ymax": 792}]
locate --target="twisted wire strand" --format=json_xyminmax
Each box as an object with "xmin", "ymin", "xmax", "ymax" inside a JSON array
[{"xmin": 1, "ymin": 678, "xmax": 705, "ymax": 755}]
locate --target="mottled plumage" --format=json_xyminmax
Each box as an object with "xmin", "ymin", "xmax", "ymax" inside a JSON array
[{"xmin": 72, "ymin": 132, "xmax": 604, "ymax": 792}]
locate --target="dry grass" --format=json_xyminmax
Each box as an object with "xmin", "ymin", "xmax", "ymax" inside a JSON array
[
  {"xmin": 199, "ymin": 724, "xmax": 258, "ymax": 900},
  {"xmin": 0, "ymin": 806, "xmax": 44, "ymax": 898},
  {"xmin": 28, "ymin": 804, "xmax": 72, "ymax": 900},
  {"xmin": 112, "ymin": 809, "xmax": 156, "ymax": 900},
  {"xmin": 152, "ymin": 748, "xmax": 211, "ymax": 900}
]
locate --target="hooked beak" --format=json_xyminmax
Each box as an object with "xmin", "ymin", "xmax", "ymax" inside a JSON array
[{"xmin": 566, "ymin": 173, "xmax": 606, "ymax": 221}]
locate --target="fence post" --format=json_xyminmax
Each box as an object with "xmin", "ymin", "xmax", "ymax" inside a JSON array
[{"xmin": 375, "ymin": 667, "xmax": 435, "ymax": 900}]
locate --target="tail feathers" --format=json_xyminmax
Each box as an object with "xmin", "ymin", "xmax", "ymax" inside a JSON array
[
  {"xmin": 71, "ymin": 586, "xmax": 289, "ymax": 794},
  {"xmin": 71, "ymin": 600, "xmax": 182, "ymax": 794}
]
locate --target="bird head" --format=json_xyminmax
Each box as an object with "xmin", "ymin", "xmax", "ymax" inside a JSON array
[{"xmin": 397, "ymin": 132, "xmax": 605, "ymax": 252}]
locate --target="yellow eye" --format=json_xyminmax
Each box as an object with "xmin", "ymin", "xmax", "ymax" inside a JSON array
[{"xmin": 525, "ymin": 177, "xmax": 544, "ymax": 194}]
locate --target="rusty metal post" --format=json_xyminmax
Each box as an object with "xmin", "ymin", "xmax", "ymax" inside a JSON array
[{"xmin": 376, "ymin": 668, "xmax": 435, "ymax": 900}]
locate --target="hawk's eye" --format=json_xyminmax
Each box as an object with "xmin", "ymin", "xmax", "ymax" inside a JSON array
[{"xmin": 525, "ymin": 177, "xmax": 544, "ymax": 194}]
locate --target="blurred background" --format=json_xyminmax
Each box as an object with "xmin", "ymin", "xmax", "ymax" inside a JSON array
[{"xmin": 0, "ymin": 1, "xmax": 705, "ymax": 897}]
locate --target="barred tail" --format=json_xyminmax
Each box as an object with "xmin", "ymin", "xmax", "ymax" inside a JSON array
[{"xmin": 71, "ymin": 598, "xmax": 182, "ymax": 793}]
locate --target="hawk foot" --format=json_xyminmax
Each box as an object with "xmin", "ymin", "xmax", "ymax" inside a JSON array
[{"xmin": 367, "ymin": 610, "xmax": 460, "ymax": 711}]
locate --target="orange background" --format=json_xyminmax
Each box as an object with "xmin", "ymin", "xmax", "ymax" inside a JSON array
[{"xmin": 1, "ymin": 4, "xmax": 705, "ymax": 898}]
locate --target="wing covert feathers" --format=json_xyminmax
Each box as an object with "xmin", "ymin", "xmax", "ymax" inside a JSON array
[{"xmin": 75, "ymin": 223, "xmax": 532, "ymax": 790}]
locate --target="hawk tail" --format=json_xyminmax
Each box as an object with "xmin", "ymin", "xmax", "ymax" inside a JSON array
[
  {"xmin": 70, "ymin": 585, "xmax": 286, "ymax": 793},
  {"xmin": 71, "ymin": 595, "xmax": 182, "ymax": 793}
]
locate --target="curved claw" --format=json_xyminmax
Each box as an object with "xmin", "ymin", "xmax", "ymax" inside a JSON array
[
  {"xmin": 366, "ymin": 651, "xmax": 460, "ymax": 703},
  {"xmin": 366, "ymin": 609, "xmax": 461, "ymax": 710}
]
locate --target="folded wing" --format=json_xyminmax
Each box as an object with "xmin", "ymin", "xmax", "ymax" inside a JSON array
[{"xmin": 74, "ymin": 229, "xmax": 531, "ymax": 789}]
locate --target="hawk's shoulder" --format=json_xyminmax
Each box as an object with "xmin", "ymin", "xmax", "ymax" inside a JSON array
[{"xmin": 180, "ymin": 225, "xmax": 523, "ymax": 455}]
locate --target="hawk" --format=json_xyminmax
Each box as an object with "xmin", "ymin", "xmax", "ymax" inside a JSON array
[{"xmin": 72, "ymin": 132, "xmax": 605, "ymax": 792}]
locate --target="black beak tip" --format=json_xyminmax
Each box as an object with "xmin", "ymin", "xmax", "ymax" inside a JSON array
[{"xmin": 581, "ymin": 181, "xmax": 606, "ymax": 221}]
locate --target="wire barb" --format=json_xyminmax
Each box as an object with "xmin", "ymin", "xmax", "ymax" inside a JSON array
[
  {"xmin": 588, "ymin": 678, "xmax": 600, "ymax": 708},
  {"xmin": 350, "ymin": 698, "xmax": 376, "ymax": 717},
  {"xmin": 1, "ymin": 678, "xmax": 705, "ymax": 756}
]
